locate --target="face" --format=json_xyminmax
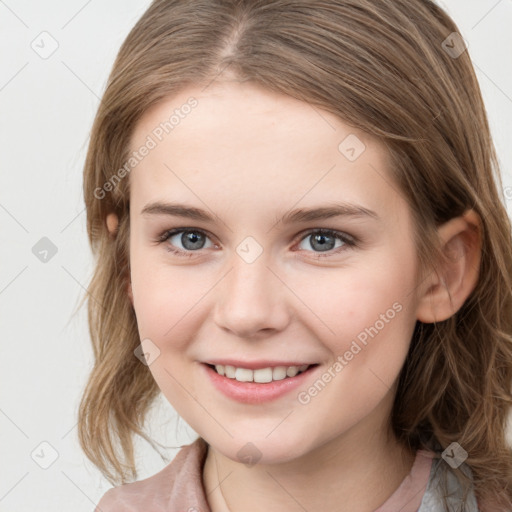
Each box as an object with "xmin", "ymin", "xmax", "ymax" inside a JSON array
[{"xmin": 127, "ymin": 80, "xmax": 422, "ymax": 465}]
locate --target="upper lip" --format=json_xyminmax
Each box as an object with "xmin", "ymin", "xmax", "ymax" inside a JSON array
[{"xmin": 203, "ymin": 359, "xmax": 317, "ymax": 370}]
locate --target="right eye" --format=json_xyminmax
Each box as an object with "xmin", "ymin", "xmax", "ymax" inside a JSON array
[{"xmin": 157, "ymin": 228, "xmax": 216, "ymax": 257}]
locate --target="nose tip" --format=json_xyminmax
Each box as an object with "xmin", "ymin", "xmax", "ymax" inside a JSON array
[{"xmin": 212, "ymin": 256, "xmax": 290, "ymax": 338}]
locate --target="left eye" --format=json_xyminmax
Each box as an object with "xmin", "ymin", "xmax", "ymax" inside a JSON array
[
  {"xmin": 157, "ymin": 228, "xmax": 355, "ymax": 258},
  {"xmin": 297, "ymin": 229, "xmax": 354, "ymax": 254}
]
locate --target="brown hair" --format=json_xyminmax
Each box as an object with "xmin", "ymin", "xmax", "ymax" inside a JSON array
[{"xmin": 78, "ymin": 0, "xmax": 512, "ymax": 509}]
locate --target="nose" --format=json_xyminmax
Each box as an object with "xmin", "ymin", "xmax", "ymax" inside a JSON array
[{"xmin": 212, "ymin": 250, "xmax": 291, "ymax": 339}]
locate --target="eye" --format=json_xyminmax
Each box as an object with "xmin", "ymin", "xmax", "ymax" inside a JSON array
[
  {"xmin": 157, "ymin": 228, "xmax": 215, "ymax": 257},
  {"xmin": 156, "ymin": 227, "xmax": 357, "ymax": 259},
  {"xmin": 295, "ymin": 229, "xmax": 356, "ymax": 257}
]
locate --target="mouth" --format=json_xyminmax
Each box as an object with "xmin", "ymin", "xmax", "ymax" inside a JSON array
[
  {"xmin": 204, "ymin": 363, "xmax": 319, "ymax": 383},
  {"xmin": 202, "ymin": 361, "xmax": 321, "ymax": 404}
]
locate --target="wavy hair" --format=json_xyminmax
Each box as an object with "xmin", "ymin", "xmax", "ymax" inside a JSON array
[{"xmin": 78, "ymin": 1, "xmax": 512, "ymax": 509}]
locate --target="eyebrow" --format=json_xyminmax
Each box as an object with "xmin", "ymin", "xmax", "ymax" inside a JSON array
[{"xmin": 140, "ymin": 201, "xmax": 379, "ymax": 224}]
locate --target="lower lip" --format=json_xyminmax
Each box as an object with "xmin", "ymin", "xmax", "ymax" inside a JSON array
[{"xmin": 201, "ymin": 363, "xmax": 318, "ymax": 404}]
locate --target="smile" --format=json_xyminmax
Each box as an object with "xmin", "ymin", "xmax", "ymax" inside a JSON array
[
  {"xmin": 201, "ymin": 362, "xmax": 320, "ymax": 404},
  {"xmin": 208, "ymin": 364, "xmax": 311, "ymax": 383}
]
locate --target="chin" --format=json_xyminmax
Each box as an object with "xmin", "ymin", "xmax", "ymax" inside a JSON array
[{"xmin": 206, "ymin": 432, "xmax": 312, "ymax": 467}]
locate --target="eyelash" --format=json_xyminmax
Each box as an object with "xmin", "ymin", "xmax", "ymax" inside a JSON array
[{"xmin": 155, "ymin": 227, "xmax": 358, "ymax": 259}]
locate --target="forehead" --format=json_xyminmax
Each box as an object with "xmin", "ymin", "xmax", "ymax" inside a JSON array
[{"xmin": 128, "ymin": 81, "xmax": 401, "ymax": 223}]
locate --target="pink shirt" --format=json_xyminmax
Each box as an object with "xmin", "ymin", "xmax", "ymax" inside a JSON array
[{"xmin": 94, "ymin": 437, "xmax": 480, "ymax": 511}]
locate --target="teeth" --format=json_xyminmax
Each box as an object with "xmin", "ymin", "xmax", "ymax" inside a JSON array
[
  {"xmin": 213, "ymin": 364, "xmax": 311, "ymax": 382},
  {"xmin": 225, "ymin": 365, "xmax": 236, "ymax": 378},
  {"xmin": 254, "ymin": 367, "xmax": 273, "ymax": 383},
  {"xmin": 286, "ymin": 366, "xmax": 299, "ymax": 377},
  {"xmin": 235, "ymin": 368, "xmax": 253, "ymax": 382},
  {"xmin": 272, "ymin": 366, "xmax": 287, "ymax": 381}
]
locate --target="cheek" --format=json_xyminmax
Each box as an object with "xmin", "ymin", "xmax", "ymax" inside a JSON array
[
  {"xmin": 302, "ymin": 260, "xmax": 418, "ymax": 395},
  {"xmin": 130, "ymin": 249, "xmax": 211, "ymax": 344},
  {"xmin": 130, "ymin": 246, "xmax": 170, "ymax": 327},
  {"xmin": 302, "ymin": 257, "xmax": 416, "ymax": 345}
]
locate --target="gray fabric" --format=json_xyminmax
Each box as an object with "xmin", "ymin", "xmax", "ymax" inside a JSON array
[{"xmin": 418, "ymin": 457, "xmax": 480, "ymax": 512}]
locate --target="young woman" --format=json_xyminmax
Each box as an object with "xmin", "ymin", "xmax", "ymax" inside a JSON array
[{"xmin": 78, "ymin": 1, "xmax": 512, "ymax": 510}]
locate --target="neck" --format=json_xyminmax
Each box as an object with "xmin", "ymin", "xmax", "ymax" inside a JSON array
[{"xmin": 203, "ymin": 403, "xmax": 415, "ymax": 512}]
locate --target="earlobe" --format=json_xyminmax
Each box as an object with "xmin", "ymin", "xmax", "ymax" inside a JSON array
[
  {"xmin": 127, "ymin": 281, "xmax": 134, "ymax": 306},
  {"xmin": 106, "ymin": 213, "xmax": 119, "ymax": 236},
  {"xmin": 416, "ymin": 209, "xmax": 482, "ymax": 323}
]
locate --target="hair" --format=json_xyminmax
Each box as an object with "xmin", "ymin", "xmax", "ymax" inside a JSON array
[{"xmin": 78, "ymin": 0, "xmax": 512, "ymax": 509}]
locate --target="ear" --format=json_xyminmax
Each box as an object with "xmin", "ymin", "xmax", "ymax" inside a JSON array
[
  {"xmin": 127, "ymin": 281, "xmax": 134, "ymax": 306},
  {"xmin": 416, "ymin": 209, "xmax": 482, "ymax": 323},
  {"xmin": 106, "ymin": 213, "xmax": 119, "ymax": 236},
  {"xmin": 106, "ymin": 213, "xmax": 134, "ymax": 306}
]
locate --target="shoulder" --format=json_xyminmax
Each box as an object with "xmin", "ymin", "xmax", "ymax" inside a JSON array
[
  {"xmin": 418, "ymin": 450, "xmax": 481, "ymax": 512},
  {"xmin": 94, "ymin": 437, "xmax": 209, "ymax": 512}
]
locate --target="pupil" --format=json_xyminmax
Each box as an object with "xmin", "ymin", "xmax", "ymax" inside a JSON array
[
  {"xmin": 183, "ymin": 231, "xmax": 204, "ymax": 250},
  {"xmin": 313, "ymin": 233, "xmax": 334, "ymax": 252}
]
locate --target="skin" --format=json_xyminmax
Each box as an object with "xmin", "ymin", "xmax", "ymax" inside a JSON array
[{"xmin": 107, "ymin": 79, "xmax": 481, "ymax": 512}]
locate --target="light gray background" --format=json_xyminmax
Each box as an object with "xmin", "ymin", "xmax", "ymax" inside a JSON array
[{"xmin": 1, "ymin": 1, "xmax": 511, "ymax": 510}]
